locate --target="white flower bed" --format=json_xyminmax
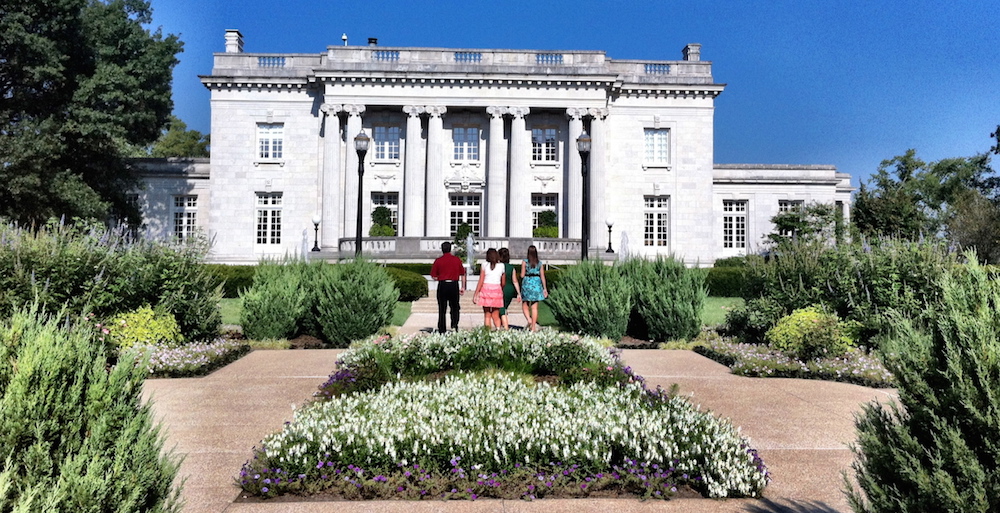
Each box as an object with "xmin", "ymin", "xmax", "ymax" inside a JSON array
[{"xmin": 261, "ymin": 373, "xmax": 767, "ymax": 498}]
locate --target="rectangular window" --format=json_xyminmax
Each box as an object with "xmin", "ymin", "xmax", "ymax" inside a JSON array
[
  {"xmin": 172, "ymin": 195, "xmax": 198, "ymax": 241},
  {"xmin": 452, "ymin": 126, "xmax": 480, "ymax": 161},
  {"xmin": 644, "ymin": 128, "xmax": 670, "ymax": 165},
  {"xmin": 449, "ymin": 193, "xmax": 481, "ymax": 237},
  {"xmin": 778, "ymin": 199, "xmax": 804, "ymax": 237},
  {"xmin": 374, "ymin": 125, "xmax": 401, "ymax": 160},
  {"xmin": 531, "ymin": 193, "xmax": 558, "ymax": 230},
  {"xmin": 644, "ymin": 196, "xmax": 670, "ymax": 247},
  {"xmin": 723, "ymin": 200, "xmax": 748, "ymax": 249},
  {"xmin": 257, "ymin": 123, "xmax": 284, "ymax": 160},
  {"xmin": 531, "ymin": 127, "xmax": 558, "ymax": 162},
  {"xmin": 371, "ymin": 192, "xmax": 399, "ymax": 230},
  {"xmin": 255, "ymin": 192, "xmax": 283, "ymax": 245}
]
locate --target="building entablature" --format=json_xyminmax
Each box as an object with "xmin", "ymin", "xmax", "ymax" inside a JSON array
[{"xmin": 713, "ymin": 164, "xmax": 843, "ymax": 186}]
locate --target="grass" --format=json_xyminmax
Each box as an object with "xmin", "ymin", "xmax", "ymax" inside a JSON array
[
  {"xmin": 701, "ymin": 297, "xmax": 744, "ymax": 326},
  {"xmin": 391, "ymin": 302, "xmax": 412, "ymax": 326}
]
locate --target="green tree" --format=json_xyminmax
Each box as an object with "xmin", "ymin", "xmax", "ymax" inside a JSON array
[
  {"xmin": 148, "ymin": 115, "xmax": 210, "ymax": 157},
  {"xmin": 0, "ymin": 0, "xmax": 182, "ymax": 226},
  {"xmin": 945, "ymin": 188, "xmax": 1000, "ymax": 264}
]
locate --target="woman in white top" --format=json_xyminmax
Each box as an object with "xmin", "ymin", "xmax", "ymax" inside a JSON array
[{"xmin": 472, "ymin": 248, "xmax": 506, "ymax": 329}]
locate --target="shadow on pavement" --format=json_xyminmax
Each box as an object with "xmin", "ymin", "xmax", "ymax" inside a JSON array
[{"xmin": 743, "ymin": 499, "xmax": 845, "ymax": 513}]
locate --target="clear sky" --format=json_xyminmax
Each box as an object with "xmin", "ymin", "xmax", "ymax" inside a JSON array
[{"xmin": 148, "ymin": 0, "xmax": 999, "ymax": 186}]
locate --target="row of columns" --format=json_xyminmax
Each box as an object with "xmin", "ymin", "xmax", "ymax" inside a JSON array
[{"xmin": 318, "ymin": 103, "xmax": 608, "ymax": 246}]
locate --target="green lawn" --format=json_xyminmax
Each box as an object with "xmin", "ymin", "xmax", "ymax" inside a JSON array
[
  {"xmin": 219, "ymin": 298, "xmax": 412, "ymax": 327},
  {"xmin": 701, "ymin": 297, "xmax": 743, "ymax": 326}
]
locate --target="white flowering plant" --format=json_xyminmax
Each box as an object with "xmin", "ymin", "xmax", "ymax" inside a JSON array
[
  {"xmin": 129, "ymin": 338, "xmax": 250, "ymax": 378},
  {"xmin": 240, "ymin": 329, "xmax": 769, "ymax": 501}
]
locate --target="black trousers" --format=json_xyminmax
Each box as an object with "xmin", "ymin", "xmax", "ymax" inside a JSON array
[{"xmin": 436, "ymin": 281, "xmax": 460, "ymax": 332}]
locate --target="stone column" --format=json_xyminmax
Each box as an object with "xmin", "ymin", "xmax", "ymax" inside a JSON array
[
  {"xmin": 402, "ymin": 105, "xmax": 425, "ymax": 236},
  {"xmin": 343, "ymin": 104, "xmax": 366, "ymax": 241},
  {"xmin": 485, "ymin": 106, "xmax": 508, "ymax": 237},
  {"xmin": 508, "ymin": 106, "xmax": 531, "ymax": 237},
  {"xmin": 588, "ymin": 108, "xmax": 609, "ymax": 250},
  {"xmin": 319, "ymin": 103, "xmax": 343, "ymax": 248},
  {"xmin": 423, "ymin": 106, "xmax": 448, "ymax": 236},
  {"xmin": 565, "ymin": 108, "xmax": 586, "ymax": 239}
]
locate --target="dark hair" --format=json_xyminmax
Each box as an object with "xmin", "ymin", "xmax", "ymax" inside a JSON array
[
  {"xmin": 441, "ymin": 241, "xmax": 452, "ymax": 253},
  {"xmin": 526, "ymin": 245, "xmax": 539, "ymax": 267},
  {"xmin": 499, "ymin": 247, "xmax": 510, "ymax": 264},
  {"xmin": 486, "ymin": 248, "xmax": 498, "ymax": 270}
]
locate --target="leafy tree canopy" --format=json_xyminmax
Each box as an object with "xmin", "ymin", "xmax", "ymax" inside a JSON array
[
  {"xmin": 765, "ymin": 202, "xmax": 840, "ymax": 247},
  {"xmin": 0, "ymin": 0, "xmax": 182, "ymax": 226},
  {"xmin": 148, "ymin": 115, "xmax": 210, "ymax": 158}
]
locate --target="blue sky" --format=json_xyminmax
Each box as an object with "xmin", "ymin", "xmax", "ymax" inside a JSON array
[{"xmin": 148, "ymin": 0, "xmax": 999, "ymax": 186}]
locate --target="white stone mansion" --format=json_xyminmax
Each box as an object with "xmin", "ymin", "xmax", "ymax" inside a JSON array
[{"xmin": 136, "ymin": 30, "xmax": 853, "ymax": 264}]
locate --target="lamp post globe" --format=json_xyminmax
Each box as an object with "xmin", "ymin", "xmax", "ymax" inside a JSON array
[
  {"xmin": 605, "ymin": 218, "xmax": 614, "ymax": 253},
  {"xmin": 577, "ymin": 132, "xmax": 592, "ymax": 262},
  {"xmin": 354, "ymin": 131, "xmax": 370, "ymax": 257},
  {"xmin": 311, "ymin": 214, "xmax": 322, "ymax": 252}
]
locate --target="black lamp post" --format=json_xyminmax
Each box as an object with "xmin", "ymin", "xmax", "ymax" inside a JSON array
[
  {"xmin": 354, "ymin": 130, "xmax": 370, "ymax": 257},
  {"xmin": 311, "ymin": 214, "xmax": 321, "ymax": 252},
  {"xmin": 577, "ymin": 131, "xmax": 592, "ymax": 262},
  {"xmin": 605, "ymin": 218, "xmax": 615, "ymax": 253}
]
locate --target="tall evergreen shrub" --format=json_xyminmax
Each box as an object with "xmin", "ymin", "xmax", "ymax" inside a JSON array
[
  {"xmin": 315, "ymin": 260, "xmax": 397, "ymax": 347},
  {"xmin": 240, "ymin": 260, "xmax": 307, "ymax": 340},
  {"xmin": 0, "ymin": 308, "xmax": 181, "ymax": 511},
  {"xmin": 847, "ymin": 256, "xmax": 1000, "ymax": 512},
  {"xmin": 547, "ymin": 261, "xmax": 631, "ymax": 339},
  {"xmin": 619, "ymin": 257, "xmax": 707, "ymax": 341}
]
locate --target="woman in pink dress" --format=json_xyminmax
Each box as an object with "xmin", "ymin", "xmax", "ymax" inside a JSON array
[{"xmin": 472, "ymin": 248, "xmax": 506, "ymax": 329}]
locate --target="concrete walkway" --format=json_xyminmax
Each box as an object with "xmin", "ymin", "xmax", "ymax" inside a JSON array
[{"xmin": 143, "ymin": 295, "xmax": 896, "ymax": 513}]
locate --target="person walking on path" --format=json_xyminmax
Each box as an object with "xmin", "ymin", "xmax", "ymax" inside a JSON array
[
  {"xmin": 430, "ymin": 241, "xmax": 466, "ymax": 333},
  {"xmin": 472, "ymin": 248, "xmax": 505, "ymax": 329},
  {"xmin": 498, "ymin": 247, "xmax": 521, "ymax": 329},
  {"xmin": 520, "ymin": 245, "xmax": 548, "ymax": 332}
]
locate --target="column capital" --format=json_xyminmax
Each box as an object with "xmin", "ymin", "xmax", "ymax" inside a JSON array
[
  {"xmin": 486, "ymin": 105, "xmax": 507, "ymax": 118},
  {"xmin": 320, "ymin": 103, "xmax": 343, "ymax": 116},
  {"xmin": 403, "ymin": 105, "xmax": 425, "ymax": 117},
  {"xmin": 566, "ymin": 107, "xmax": 588, "ymax": 120},
  {"xmin": 587, "ymin": 107, "xmax": 609, "ymax": 120},
  {"xmin": 424, "ymin": 105, "xmax": 447, "ymax": 118},
  {"xmin": 508, "ymin": 106, "xmax": 530, "ymax": 118},
  {"xmin": 343, "ymin": 104, "xmax": 366, "ymax": 117}
]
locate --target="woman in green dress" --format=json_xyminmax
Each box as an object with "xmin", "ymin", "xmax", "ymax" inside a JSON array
[
  {"xmin": 519, "ymin": 245, "xmax": 548, "ymax": 332},
  {"xmin": 498, "ymin": 247, "xmax": 521, "ymax": 330}
]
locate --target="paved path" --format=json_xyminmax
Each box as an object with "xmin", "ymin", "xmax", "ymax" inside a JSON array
[{"xmin": 143, "ymin": 296, "xmax": 895, "ymax": 512}]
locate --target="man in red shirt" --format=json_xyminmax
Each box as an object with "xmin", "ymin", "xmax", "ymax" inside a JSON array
[{"xmin": 430, "ymin": 241, "xmax": 467, "ymax": 333}]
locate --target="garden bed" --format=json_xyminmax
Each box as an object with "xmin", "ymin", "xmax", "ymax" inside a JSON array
[{"xmin": 237, "ymin": 329, "xmax": 769, "ymax": 501}]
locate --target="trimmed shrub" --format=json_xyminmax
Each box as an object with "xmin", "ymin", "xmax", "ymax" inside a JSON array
[
  {"xmin": 385, "ymin": 263, "xmax": 433, "ymax": 275},
  {"xmin": 722, "ymin": 297, "xmax": 785, "ymax": 344},
  {"xmin": 203, "ymin": 264, "xmax": 256, "ymax": 298},
  {"xmin": 532, "ymin": 226, "xmax": 559, "ymax": 238},
  {"xmin": 705, "ymin": 266, "xmax": 746, "ymax": 297},
  {"xmin": 315, "ymin": 260, "xmax": 398, "ymax": 347},
  {"xmin": 548, "ymin": 261, "xmax": 631, "ymax": 339},
  {"xmin": 106, "ymin": 305, "xmax": 183, "ymax": 351},
  {"xmin": 765, "ymin": 306, "xmax": 856, "ymax": 359},
  {"xmin": 0, "ymin": 307, "xmax": 181, "ymax": 511},
  {"xmin": 384, "ymin": 267, "xmax": 428, "ymax": 301},
  {"xmin": 713, "ymin": 256, "xmax": 748, "ymax": 267},
  {"xmin": 619, "ymin": 257, "xmax": 707, "ymax": 342},
  {"xmin": 369, "ymin": 225, "xmax": 396, "ymax": 236},
  {"xmin": 240, "ymin": 260, "xmax": 307, "ymax": 340},
  {"xmin": 847, "ymin": 256, "xmax": 1000, "ymax": 512}
]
